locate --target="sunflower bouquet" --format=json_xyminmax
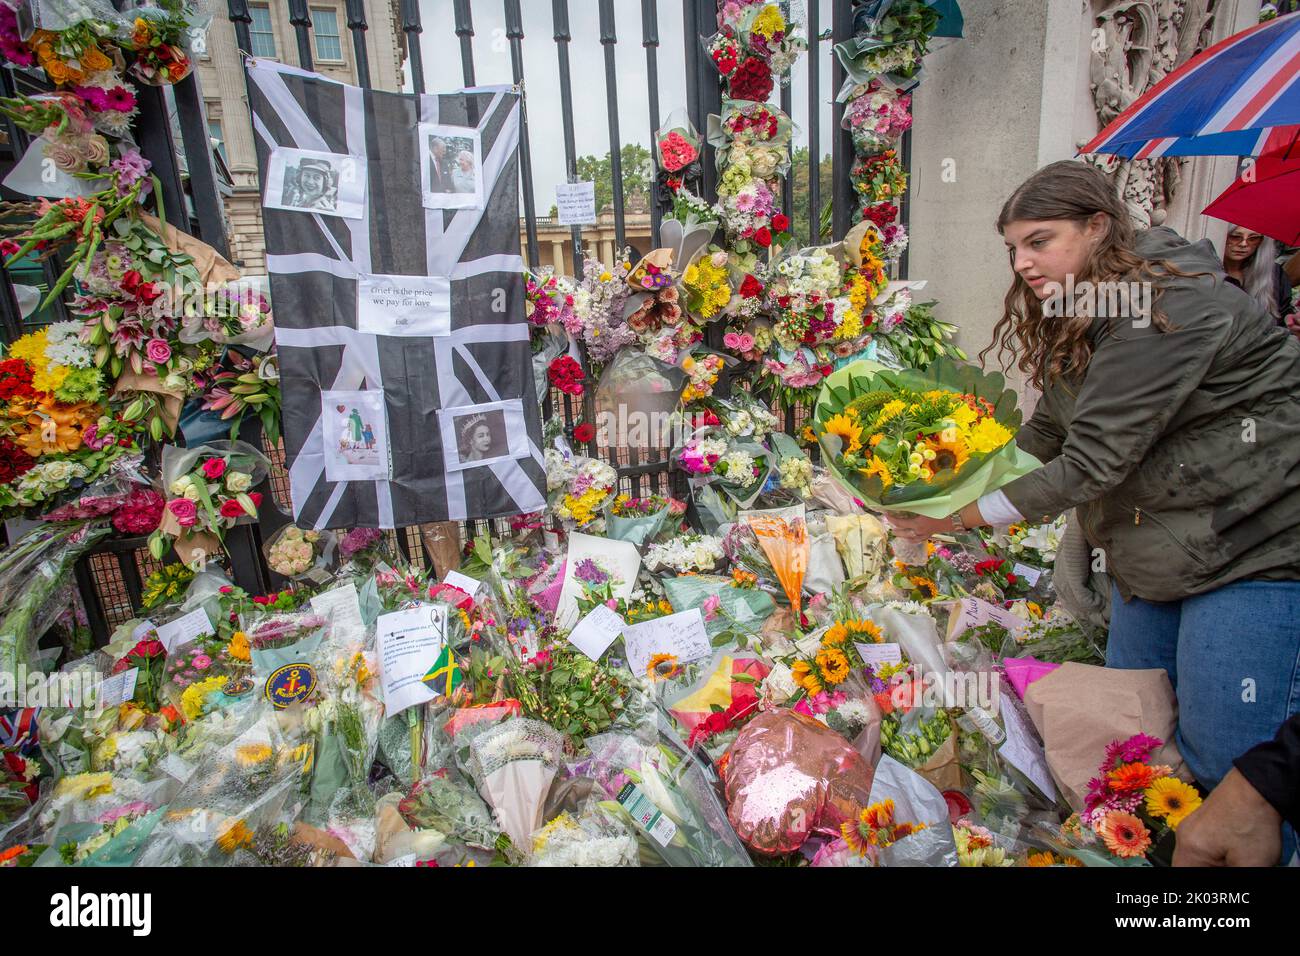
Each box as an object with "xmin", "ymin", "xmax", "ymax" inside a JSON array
[{"xmin": 813, "ymin": 357, "xmax": 1040, "ymax": 517}]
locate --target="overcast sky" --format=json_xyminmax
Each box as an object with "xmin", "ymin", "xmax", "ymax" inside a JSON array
[{"xmin": 412, "ymin": 0, "xmax": 839, "ymax": 205}]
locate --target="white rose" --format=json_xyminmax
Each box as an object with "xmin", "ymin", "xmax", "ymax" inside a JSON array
[
  {"xmin": 42, "ymin": 460, "xmax": 72, "ymax": 484},
  {"xmin": 225, "ymin": 471, "xmax": 252, "ymax": 493},
  {"xmin": 169, "ymin": 476, "xmax": 192, "ymax": 497}
]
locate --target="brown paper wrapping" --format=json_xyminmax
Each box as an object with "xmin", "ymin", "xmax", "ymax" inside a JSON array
[
  {"xmin": 914, "ymin": 723, "xmax": 966, "ymax": 793},
  {"xmin": 111, "ymin": 369, "xmax": 184, "ymax": 433},
  {"xmin": 1023, "ymin": 662, "xmax": 1191, "ymax": 810},
  {"xmin": 419, "ymin": 521, "xmax": 463, "ymax": 579},
  {"xmin": 158, "ymin": 507, "xmax": 222, "ymax": 565},
  {"xmin": 139, "ymin": 211, "xmax": 241, "ymax": 286}
]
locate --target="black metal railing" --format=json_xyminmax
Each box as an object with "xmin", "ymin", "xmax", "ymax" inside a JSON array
[{"xmin": 1, "ymin": 0, "xmax": 885, "ymax": 642}]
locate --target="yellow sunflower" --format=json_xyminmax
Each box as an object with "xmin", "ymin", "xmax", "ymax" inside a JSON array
[
  {"xmin": 1144, "ymin": 778, "xmax": 1202, "ymax": 829},
  {"xmin": 822, "ymin": 413, "xmax": 863, "ymax": 454},
  {"xmin": 924, "ymin": 431, "xmax": 970, "ymax": 475},
  {"xmin": 646, "ymin": 653, "xmax": 682, "ymax": 682},
  {"xmin": 815, "ymin": 647, "xmax": 851, "ymax": 685},
  {"xmin": 909, "ymin": 575, "xmax": 938, "ymax": 599},
  {"xmin": 791, "ymin": 660, "xmax": 823, "ymax": 696}
]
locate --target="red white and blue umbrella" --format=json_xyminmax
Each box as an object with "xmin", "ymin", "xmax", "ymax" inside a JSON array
[{"xmin": 1081, "ymin": 12, "xmax": 1300, "ymax": 159}]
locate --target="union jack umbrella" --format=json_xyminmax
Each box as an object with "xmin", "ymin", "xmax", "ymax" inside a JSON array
[{"xmin": 1081, "ymin": 12, "xmax": 1300, "ymax": 159}]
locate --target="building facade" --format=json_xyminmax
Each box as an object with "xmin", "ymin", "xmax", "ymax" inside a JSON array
[{"xmin": 195, "ymin": 0, "xmax": 406, "ymax": 272}]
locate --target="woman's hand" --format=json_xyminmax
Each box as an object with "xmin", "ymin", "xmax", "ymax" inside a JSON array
[
  {"xmin": 884, "ymin": 512, "xmax": 953, "ymax": 541},
  {"xmin": 885, "ymin": 502, "xmax": 988, "ymax": 541}
]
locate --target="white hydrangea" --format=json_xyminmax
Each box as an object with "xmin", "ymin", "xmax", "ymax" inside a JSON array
[{"xmin": 643, "ymin": 533, "xmax": 724, "ymax": 574}]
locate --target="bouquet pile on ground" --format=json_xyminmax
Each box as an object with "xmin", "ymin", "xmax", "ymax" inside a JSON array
[{"xmin": 0, "ymin": 2, "xmax": 1212, "ymax": 869}]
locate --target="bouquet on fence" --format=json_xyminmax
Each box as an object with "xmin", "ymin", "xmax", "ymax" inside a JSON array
[
  {"xmin": 544, "ymin": 446, "xmax": 618, "ymax": 531},
  {"xmin": 0, "ymin": 322, "xmax": 145, "ymax": 514},
  {"xmin": 149, "ymin": 440, "xmax": 271, "ymax": 563}
]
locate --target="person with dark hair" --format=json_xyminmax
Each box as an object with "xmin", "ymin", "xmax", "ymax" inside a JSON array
[
  {"xmin": 888, "ymin": 161, "xmax": 1300, "ymax": 839},
  {"xmin": 285, "ymin": 158, "xmax": 337, "ymax": 211},
  {"xmin": 1220, "ymin": 226, "xmax": 1293, "ymax": 325}
]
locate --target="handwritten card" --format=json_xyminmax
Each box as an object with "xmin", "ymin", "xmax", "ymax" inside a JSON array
[
  {"xmin": 555, "ymin": 181, "xmax": 596, "ymax": 225},
  {"xmin": 555, "ymin": 533, "xmax": 640, "ymax": 630},
  {"xmin": 621, "ymin": 608, "xmax": 711, "ymax": 679},
  {"xmin": 310, "ymin": 583, "xmax": 366, "ymax": 640},
  {"xmin": 376, "ymin": 604, "xmax": 447, "ymax": 717},
  {"xmin": 566, "ymin": 604, "xmax": 626, "ymax": 661},
  {"xmin": 1012, "ymin": 563, "xmax": 1043, "ymax": 587},
  {"xmin": 855, "ymin": 641, "xmax": 903, "ymax": 668},
  {"xmin": 155, "ymin": 607, "xmax": 214, "ymax": 653},
  {"xmin": 442, "ymin": 570, "xmax": 482, "ymax": 599},
  {"xmin": 95, "ymin": 668, "xmax": 138, "ymax": 709},
  {"xmin": 944, "ymin": 597, "xmax": 1030, "ymax": 642}
]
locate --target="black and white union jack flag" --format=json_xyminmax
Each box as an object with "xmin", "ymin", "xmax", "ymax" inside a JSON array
[{"xmin": 247, "ymin": 58, "xmax": 546, "ymax": 529}]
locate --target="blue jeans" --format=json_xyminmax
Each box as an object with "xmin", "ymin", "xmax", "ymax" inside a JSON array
[{"xmin": 1108, "ymin": 579, "xmax": 1300, "ymax": 862}]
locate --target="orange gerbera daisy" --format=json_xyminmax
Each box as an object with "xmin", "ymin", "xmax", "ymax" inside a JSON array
[
  {"xmin": 1108, "ymin": 762, "xmax": 1160, "ymax": 794},
  {"xmin": 1096, "ymin": 811, "xmax": 1151, "ymax": 859}
]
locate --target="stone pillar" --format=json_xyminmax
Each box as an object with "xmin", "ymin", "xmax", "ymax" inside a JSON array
[{"xmin": 552, "ymin": 241, "xmax": 565, "ymax": 271}]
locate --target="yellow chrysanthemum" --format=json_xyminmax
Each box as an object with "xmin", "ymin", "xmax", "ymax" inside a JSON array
[
  {"xmin": 1144, "ymin": 777, "xmax": 1202, "ymax": 830},
  {"xmin": 54, "ymin": 772, "xmax": 114, "ymax": 801},
  {"xmin": 876, "ymin": 399, "xmax": 907, "ymax": 423},
  {"xmin": 966, "ymin": 417, "xmax": 1013, "ymax": 455},
  {"xmin": 836, "ymin": 308, "xmax": 864, "ymax": 341},
  {"xmin": 948, "ymin": 403, "xmax": 979, "ymax": 430},
  {"xmin": 751, "ymin": 4, "xmax": 785, "ymax": 39},
  {"xmin": 823, "ymin": 413, "xmax": 863, "ymax": 454},
  {"xmin": 863, "ymin": 454, "xmax": 893, "ymax": 488},
  {"xmin": 227, "ymin": 631, "xmax": 251, "ymax": 662},
  {"xmin": 180, "ymin": 675, "xmax": 229, "ymax": 721}
]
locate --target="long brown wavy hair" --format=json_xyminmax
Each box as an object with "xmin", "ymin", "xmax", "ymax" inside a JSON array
[{"xmin": 982, "ymin": 161, "xmax": 1186, "ymax": 390}]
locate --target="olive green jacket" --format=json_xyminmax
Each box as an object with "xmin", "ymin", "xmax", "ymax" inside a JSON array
[{"xmin": 1001, "ymin": 227, "xmax": 1300, "ymax": 602}]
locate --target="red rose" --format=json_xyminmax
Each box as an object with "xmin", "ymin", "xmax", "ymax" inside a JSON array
[
  {"xmin": 573, "ymin": 423, "xmax": 595, "ymax": 443},
  {"xmin": 249, "ymin": 492, "xmax": 263, "ymax": 507},
  {"xmin": 219, "ymin": 499, "xmax": 245, "ymax": 518},
  {"xmin": 120, "ymin": 270, "xmax": 144, "ymax": 294},
  {"xmin": 772, "ymin": 213, "xmax": 789, "ymax": 233},
  {"xmin": 1006, "ymin": 574, "xmax": 1018, "ymax": 585},
  {"xmin": 739, "ymin": 274, "xmax": 763, "ymax": 298},
  {"xmin": 201, "ymin": 457, "xmax": 226, "ymax": 480},
  {"xmin": 729, "ymin": 57, "xmax": 773, "ymax": 102},
  {"xmin": 138, "ymin": 282, "xmax": 162, "ymax": 304},
  {"xmin": 754, "ymin": 227, "xmax": 772, "ymax": 248}
]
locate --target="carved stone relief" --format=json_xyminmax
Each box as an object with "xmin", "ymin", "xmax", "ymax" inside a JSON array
[{"xmin": 1085, "ymin": 0, "xmax": 1219, "ymax": 228}]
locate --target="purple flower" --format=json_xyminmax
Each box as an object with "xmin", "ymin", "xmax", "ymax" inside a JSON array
[
  {"xmin": 573, "ymin": 558, "xmax": 609, "ymax": 586},
  {"xmin": 339, "ymin": 526, "xmax": 383, "ymax": 559},
  {"xmin": 111, "ymin": 147, "xmax": 152, "ymax": 198}
]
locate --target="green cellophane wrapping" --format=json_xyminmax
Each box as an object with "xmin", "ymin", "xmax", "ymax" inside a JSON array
[{"xmin": 813, "ymin": 358, "xmax": 1042, "ymax": 519}]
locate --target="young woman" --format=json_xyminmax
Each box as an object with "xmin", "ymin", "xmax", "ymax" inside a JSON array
[
  {"xmin": 1220, "ymin": 226, "xmax": 1293, "ymax": 325},
  {"xmin": 889, "ymin": 161, "xmax": 1300, "ymax": 823}
]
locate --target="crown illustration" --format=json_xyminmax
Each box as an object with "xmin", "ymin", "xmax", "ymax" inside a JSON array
[{"xmin": 458, "ymin": 414, "xmax": 488, "ymax": 439}]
